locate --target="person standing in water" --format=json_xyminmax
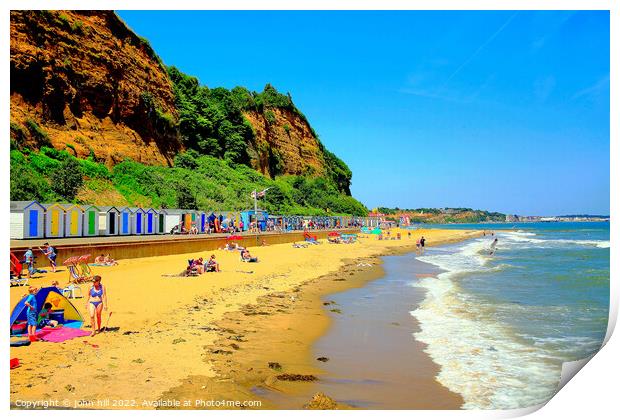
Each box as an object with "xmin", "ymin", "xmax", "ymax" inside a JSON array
[
  {"xmin": 489, "ymin": 238, "xmax": 499, "ymax": 255},
  {"xmin": 420, "ymin": 236, "xmax": 426, "ymax": 253},
  {"xmin": 86, "ymin": 275, "xmax": 108, "ymax": 336}
]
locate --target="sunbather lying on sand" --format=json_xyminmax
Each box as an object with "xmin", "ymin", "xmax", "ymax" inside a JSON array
[
  {"xmin": 292, "ymin": 242, "xmax": 308, "ymax": 248},
  {"xmin": 93, "ymin": 254, "xmax": 118, "ymax": 266},
  {"xmin": 240, "ymin": 249, "xmax": 258, "ymax": 263}
]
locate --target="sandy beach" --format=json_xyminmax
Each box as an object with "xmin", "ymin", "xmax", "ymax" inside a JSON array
[{"xmin": 10, "ymin": 228, "xmax": 481, "ymax": 409}]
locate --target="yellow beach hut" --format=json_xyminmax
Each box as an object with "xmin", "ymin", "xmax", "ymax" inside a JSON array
[
  {"xmin": 62, "ymin": 204, "xmax": 84, "ymax": 237},
  {"xmin": 44, "ymin": 203, "xmax": 65, "ymax": 238}
]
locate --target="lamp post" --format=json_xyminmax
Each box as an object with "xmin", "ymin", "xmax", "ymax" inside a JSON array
[{"xmin": 251, "ymin": 188, "xmax": 271, "ymax": 246}]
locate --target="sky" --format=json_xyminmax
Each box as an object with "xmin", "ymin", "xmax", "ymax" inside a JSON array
[{"xmin": 117, "ymin": 10, "xmax": 610, "ymax": 216}]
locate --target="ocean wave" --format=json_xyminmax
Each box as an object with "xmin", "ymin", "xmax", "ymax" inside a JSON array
[
  {"xmin": 411, "ymin": 275, "xmax": 561, "ymax": 409},
  {"xmin": 498, "ymin": 232, "xmax": 609, "ymax": 249}
]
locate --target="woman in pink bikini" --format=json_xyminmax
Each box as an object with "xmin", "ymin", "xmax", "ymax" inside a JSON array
[{"xmin": 86, "ymin": 275, "xmax": 108, "ymax": 336}]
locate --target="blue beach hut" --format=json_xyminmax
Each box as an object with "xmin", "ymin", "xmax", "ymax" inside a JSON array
[
  {"xmin": 144, "ymin": 208, "xmax": 157, "ymax": 235},
  {"xmin": 118, "ymin": 207, "xmax": 132, "ymax": 236},
  {"xmin": 130, "ymin": 207, "xmax": 146, "ymax": 235}
]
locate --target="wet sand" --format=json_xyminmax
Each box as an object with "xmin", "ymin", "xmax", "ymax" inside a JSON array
[
  {"xmin": 310, "ymin": 255, "xmax": 460, "ymax": 409},
  {"xmin": 9, "ymin": 228, "xmax": 480, "ymax": 409}
]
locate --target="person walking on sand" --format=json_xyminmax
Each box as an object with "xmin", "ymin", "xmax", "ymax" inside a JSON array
[{"xmin": 86, "ymin": 275, "xmax": 108, "ymax": 336}]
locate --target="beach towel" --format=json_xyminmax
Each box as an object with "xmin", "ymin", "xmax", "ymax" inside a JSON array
[{"xmin": 37, "ymin": 327, "xmax": 91, "ymax": 343}]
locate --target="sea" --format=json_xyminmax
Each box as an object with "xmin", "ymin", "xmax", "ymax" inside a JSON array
[{"xmin": 411, "ymin": 222, "xmax": 610, "ymax": 409}]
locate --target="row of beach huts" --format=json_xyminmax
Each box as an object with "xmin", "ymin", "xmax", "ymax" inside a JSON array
[{"xmin": 10, "ymin": 201, "xmax": 380, "ymax": 240}]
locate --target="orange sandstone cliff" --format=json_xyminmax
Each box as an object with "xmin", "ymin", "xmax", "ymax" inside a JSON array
[
  {"xmin": 10, "ymin": 10, "xmax": 338, "ymax": 182},
  {"xmin": 10, "ymin": 10, "xmax": 181, "ymax": 166}
]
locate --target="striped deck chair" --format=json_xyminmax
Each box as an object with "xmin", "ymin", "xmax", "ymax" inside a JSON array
[
  {"xmin": 68, "ymin": 265, "xmax": 87, "ymax": 284},
  {"xmin": 64, "ymin": 256, "xmax": 86, "ymax": 284},
  {"xmin": 77, "ymin": 254, "xmax": 94, "ymax": 281}
]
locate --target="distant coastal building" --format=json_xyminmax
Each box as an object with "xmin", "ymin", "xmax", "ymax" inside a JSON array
[{"xmin": 505, "ymin": 214, "xmax": 519, "ymax": 222}]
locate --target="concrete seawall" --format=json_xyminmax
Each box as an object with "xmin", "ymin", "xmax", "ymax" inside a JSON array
[{"xmin": 10, "ymin": 229, "xmax": 360, "ymax": 264}]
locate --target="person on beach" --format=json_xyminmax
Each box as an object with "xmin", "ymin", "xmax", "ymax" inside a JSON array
[
  {"xmin": 86, "ymin": 275, "xmax": 108, "ymax": 336},
  {"xmin": 38, "ymin": 302, "xmax": 59, "ymax": 328},
  {"xmin": 241, "ymin": 249, "xmax": 258, "ymax": 263},
  {"xmin": 94, "ymin": 254, "xmax": 106, "ymax": 264},
  {"xmin": 420, "ymin": 236, "xmax": 426, "ymax": 253},
  {"xmin": 24, "ymin": 286, "xmax": 39, "ymax": 341},
  {"xmin": 23, "ymin": 248, "xmax": 35, "ymax": 279},
  {"xmin": 41, "ymin": 242, "xmax": 57, "ymax": 272},
  {"xmin": 205, "ymin": 255, "xmax": 220, "ymax": 272},
  {"xmin": 104, "ymin": 254, "xmax": 118, "ymax": 265}
]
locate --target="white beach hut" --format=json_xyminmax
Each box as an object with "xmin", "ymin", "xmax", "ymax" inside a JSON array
[
  {"xmin": 10, "ymin": 201, "xmax": 46, "ymax": 239},
  {"xmin": 99, "ymin": 206, "xmax": 120, "ymax": 236},
  {"xmin": 164, "ymin": 209, "xmax": 183, "ymax": 234}
]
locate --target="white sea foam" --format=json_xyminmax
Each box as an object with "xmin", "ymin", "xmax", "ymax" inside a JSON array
[
  {"xmin": 498, "ymin": 231, "xmax": 609, "ymax": 249},
  {"xmin": 412, "ymin": 240, "xmax": 563, "ymax": 409}
]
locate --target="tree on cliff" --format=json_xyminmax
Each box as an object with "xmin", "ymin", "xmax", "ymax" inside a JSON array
[
  {"xmin": 176, "ymin": 183, "xmax": 197, "ymax": 210},
  {"xmin": 50, "ymin": 156, "xmax": 84, "ymax": 200}
]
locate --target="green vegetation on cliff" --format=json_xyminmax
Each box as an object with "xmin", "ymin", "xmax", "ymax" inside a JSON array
[
  {"xmin": 10, "ymin": 147, "xmax": 368, "ymax": 216},
  {"xmin": 167, "ymin": 66, "xmax": 354, "ymax": 195},
  {"xmin": 377, "ymin": 207, "xmax": 506, "ymax": 223}
]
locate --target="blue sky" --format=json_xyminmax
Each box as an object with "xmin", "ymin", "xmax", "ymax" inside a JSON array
[{"xmin": 117, "ymin": 10, "xmax": 610, "ymax": 216}]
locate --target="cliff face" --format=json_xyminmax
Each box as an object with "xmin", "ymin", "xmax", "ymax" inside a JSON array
[
  {"xmin": 10, "ymin": 10, "xmax": 181, "ymax": 166},
  {"xmin": 10, "ymin": 10, "xmax": 346, "ymax": 187},
  {"xmin": 244, "ymin": 108, "xmax": 327, "ymax": 178}
]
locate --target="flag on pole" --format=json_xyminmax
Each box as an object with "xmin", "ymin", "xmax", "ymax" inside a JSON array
[{"xmin": 251, "ymin": 188, "xmax": 270, "ymax": 199}]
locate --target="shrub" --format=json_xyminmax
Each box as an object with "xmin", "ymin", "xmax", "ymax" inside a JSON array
[
  {"xmin": 80, "ymin": 159, "xmax": 111, "ymax": 179},
  {"xmin": 50, "ymin": 156, "xmax": 84, "ymax": 200},
  {"xmin": 264, "ymin": 110, "xmax": 276, "ymax": 126},
  {"xmin": 176, "ymin": 183, "xmax": 197, "ymax": 209},
  {"xmin": 173, "ymin": 150, "xmax": 199, "ymax": 169}
]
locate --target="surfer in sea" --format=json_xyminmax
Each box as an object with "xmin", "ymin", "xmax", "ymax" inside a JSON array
[{"xmin": 489, "ymin": 238, "xmax": 498, "ymax": 255}]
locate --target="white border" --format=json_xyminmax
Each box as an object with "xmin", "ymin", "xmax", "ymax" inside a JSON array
[{"xmin": 2, "ymin": 1, "xmax": 616, "ymax": 420}]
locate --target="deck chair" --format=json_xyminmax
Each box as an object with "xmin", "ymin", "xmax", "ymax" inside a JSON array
[
  {"xmin": 62, "ymin": 283, "xmax": 84, "ymax": 299},
  {"xmin": 68, "ymin": 265, "xmax": 87, "ymax": 284},
  {"xmin": 10, "ymin": 252, "xmax": 27, "ymax": 285},
  {"xmin": 78, "ymin": 255, "xmax": 94, "ymax": 280}
]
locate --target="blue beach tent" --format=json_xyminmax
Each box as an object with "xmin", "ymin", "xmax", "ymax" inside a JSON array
[{"xmin": 10, "ymin": 287, "xmax": 84, "ymax": 332}]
